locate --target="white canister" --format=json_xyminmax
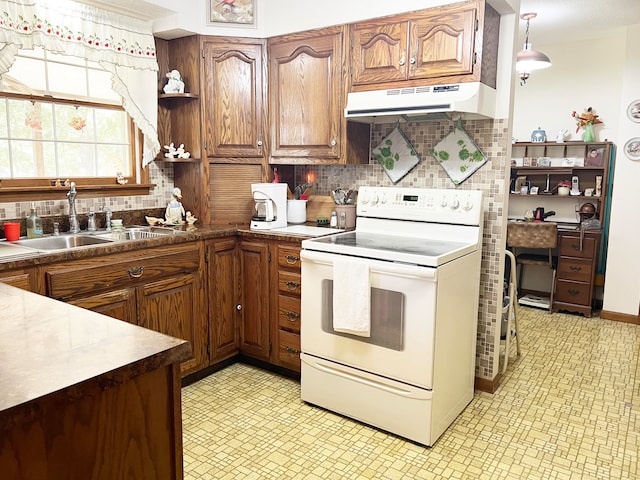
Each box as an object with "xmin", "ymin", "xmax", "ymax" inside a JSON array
[{"xmin": 287, "ymin": 199, "xmax": 307, "ymax": 224}]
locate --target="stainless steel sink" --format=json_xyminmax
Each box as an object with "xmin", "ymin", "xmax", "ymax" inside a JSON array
[
  {"xmin": 93, "ymin": 226, "xmax": 187, "ymax": 241},
  {"xmin": 14, "ymin": 235, "xmax": 114, "ymax": 250}
]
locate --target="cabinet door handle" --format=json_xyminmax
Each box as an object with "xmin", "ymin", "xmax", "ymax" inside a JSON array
[
  {"xmin": 127, "ymin": 266, "xmax": 144, "ymax": 278},
  {"xmin": 285, "ymin": 311, "xmax": 300, "ymax": 321},
  {"xmin": 284, "ymin": 254, "xmax": 300, "ymax": 265},
  {"xmin": 330, "ymin": 138, "xmax": 337, "ymax": 147},
  {"xmin": 285, "ymin": 346, "xmax": 301, "ymax": 354},
  {"xmin": 570, "ymin": 265, "xmax": 582, "ymax": 272},
  {"xmin": 571, "ymin": 243, "xmax": 581, "ymax": 251},
  {"xmin": 568, "ymin": 289, "xmax": 580, "ymax": 296},
  {"xmin": 285, "ymin": 281, "xmax": 300, "ymax": 291},
  {"xmin": 399, "ymin": 53, "xmax": 405, "ymax": 66},
  {"xmin": 409, "ymin": 56, "xmax": 416, "ymax": 64},
  {"xmin": 257, "ymin": 138, "xmax": 263, "ymax": 147},
  {"xmin": 236, "ymin": 304, "xmax": 242, "ymax": 311}
]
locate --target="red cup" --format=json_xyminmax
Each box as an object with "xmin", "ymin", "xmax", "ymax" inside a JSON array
[{"xmin": 3, "ymin": 222, "xmax": 21, "ymax": 241}]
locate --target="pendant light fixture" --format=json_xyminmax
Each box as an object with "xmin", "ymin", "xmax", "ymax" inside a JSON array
[{"xmin": 516, "ymin": 12, "xmax": 551, "ymax": 85}]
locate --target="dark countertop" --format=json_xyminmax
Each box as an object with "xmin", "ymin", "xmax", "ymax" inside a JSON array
[
  {"xmin": 0, "ymin": 283, "xmax": 191, "ymax": 422},
  {"xmin": 0, "ymin": 223, "xmax": 340, "ymax": 271}
]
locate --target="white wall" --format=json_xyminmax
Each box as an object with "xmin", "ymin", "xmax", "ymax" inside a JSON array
[{"xmin": 512, "ymin": 25, "xmax": 640, "ymax": 317}]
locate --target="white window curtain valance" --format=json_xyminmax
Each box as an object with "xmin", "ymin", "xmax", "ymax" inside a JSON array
[{"xmin": 0, "ymin": 0, "xmax": 160, "ymax": 166}]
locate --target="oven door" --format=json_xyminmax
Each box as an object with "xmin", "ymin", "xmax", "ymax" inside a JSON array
[{"xmin": 301, "ymin": 249, "xmax": 437, "ymax": 389}]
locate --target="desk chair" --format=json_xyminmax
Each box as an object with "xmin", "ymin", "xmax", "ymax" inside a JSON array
[
  {"xmin": 506, "ymin": 222, "xmax": 558, "ymax": 311},
  {"xmin": 502, "ymin": 250, "xmax": 520, "ymax": 374}
]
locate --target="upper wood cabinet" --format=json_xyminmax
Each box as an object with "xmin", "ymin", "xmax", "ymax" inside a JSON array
[
  {"xmin": 202, "ymin": 38, "xmax": 267, "ymax": 161},
  {"xmin": 349, "ymin": 0, "xmax": 499, "ymax": 91},
  {"xmin": 268, "ymin": 27, "xmax": 343, "ymax": 162}
]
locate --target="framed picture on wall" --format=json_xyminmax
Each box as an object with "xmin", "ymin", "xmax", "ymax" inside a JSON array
[
  {"xmin": 585, "ymin": 147, "xmax": 604, "ymax": 167},
  {"xmin": 208, "ymin": 0, "xmax": 256, "ymax": 27}
]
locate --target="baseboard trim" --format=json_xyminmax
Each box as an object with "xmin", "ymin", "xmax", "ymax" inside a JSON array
[
  {"xmin": 600, "ymin": 309, "xmax": 639, "ymax": 325},
  {"xmin": 475, "ymin": 374, "xmax": 500, "ymax": 393}
]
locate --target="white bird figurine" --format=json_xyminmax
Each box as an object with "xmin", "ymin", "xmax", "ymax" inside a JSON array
[{"xmin": 556, "ymin": 129, "xmax": 569, "ymax": 143}]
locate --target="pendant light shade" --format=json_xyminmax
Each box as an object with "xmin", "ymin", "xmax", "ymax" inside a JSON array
[{"xmin": 516, "ymin": 13, "xmax": 551, "ymax": 85}]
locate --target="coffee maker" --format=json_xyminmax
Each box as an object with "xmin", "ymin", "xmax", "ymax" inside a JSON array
[{"xmin": 250, "ymin": 183, "xmax": 287, "ymax": 230}]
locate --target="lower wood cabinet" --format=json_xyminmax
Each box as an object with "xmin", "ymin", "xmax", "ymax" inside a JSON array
[
  {"xmin": 43, "ymin": 243, "xmax": 207, "ymax": 376},
  {"xmin": 207, "ymin": 237, "xmax": 240, "ymax": 363},
  {"xmin": 238, "ymin": 239, "xmax": 271, "ymax": 361},
  {"xmin": 0, "ymin": 267, "xmax": 40, "ymax": 292},
  {"xmin": 552, "ymin": 230, "xmax": 600, "ymax": 317}
]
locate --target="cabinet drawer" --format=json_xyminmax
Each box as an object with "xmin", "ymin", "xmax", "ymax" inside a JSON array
[
  {"xmin": 278, "ymin": 329, "xmax": 301, "ymax": 370},
  {"xmin": 278, "ymin": 270, "xmax": 301, "ymax": 295},
  {"xmin": 557, "ymin": 257, "xmax": 593, "ymax": 282},
  {"xmin": 46, "ymin": 245, "xmax": 201, "ymax": 300},
  {"xmin": 558, "ymin": 235, "xmax": 597, "ymax": 259},
  {"xmin": 278, "ymin": 294, "xmax": 301, "ymax": 332},
  {"xmin": 555, "ymin": 279, "xmax": 591, "ymax": 305},
  {"xmin": 277, "ymin": 245, "xmax": 302, "ymax": 271}
]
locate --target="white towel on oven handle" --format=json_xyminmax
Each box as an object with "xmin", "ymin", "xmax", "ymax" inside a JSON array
[{"xmin": 332, "ymin": 257, "xmax": 371, "ymax": 337}]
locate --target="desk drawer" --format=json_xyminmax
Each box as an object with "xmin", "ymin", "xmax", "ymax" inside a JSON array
[
  {"xmin": 278, "ymin": 330, "xmax": 301, "ymax": 370},
  {"xmin": 278, "ymin": 271, "xmax": 301, "ymax": 295},
  {"xmin": 277, "ymin": 245, "xmax": 301, "ymax": 271},
  {"xmin": 557, "ymin": 257, "xmax": 593, "ymax": 282},
  {"xmin": 555, "ymin": 279, "xmax": 591, "ymax": 305},
  {"xmin": 47, "ymin": 245, "xmax": 200, "ymax": 299},
  {"xmin": 278, "ymin": 294, "xmax": 301, "ymax": 332},
  {"xmin": 558, "ymin": 235, "xmax": 596, "ymax": 259}
]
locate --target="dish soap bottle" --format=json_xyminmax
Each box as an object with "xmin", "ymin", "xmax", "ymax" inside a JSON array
[{"xmin": 26, "ymin": 204, "xmax": 44, "ymax": 238}]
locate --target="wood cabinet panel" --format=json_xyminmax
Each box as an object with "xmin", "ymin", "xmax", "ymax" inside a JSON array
[
  {"xmin": 0, "ymin": 269, "xmax": 37, "ymax": 292},
  {"xmin": 202, "ymin": 39, "xmax": 266, "ymax": 160},
  {"xmin": 558, "ymin": 235, "xmax": 597, "ymax": 259},
  {"xmin": 555, "ymin": 279, "xmax": 591, "ymax": 305},
  {"xmin": 350, "ymin": 20, "xmax": 407, "ymax": 85},
  {"xmin": 138, "ymin": 274, "xmax": 204, "ymax": 375},
  {"xmin": 555, "ymin": 257, "xmax": 593, "ymax": 283},
  {"xmin": 208, "ymin": 238, "xmax": 239, "ymax": 363},
  {"xmin": 410, "ymin": 8, "xmax": 476, "ymax": 79},
  {"xmin": 238, "ymin": 240, "xmax": 270, "ymax": 360},
  {"xmin": 268, "ymin": 27, "xmax": 345, "ymax": 162},
  {"xmin": 68, "ymin": 288, "xmax": 137, "ymax": 324}
]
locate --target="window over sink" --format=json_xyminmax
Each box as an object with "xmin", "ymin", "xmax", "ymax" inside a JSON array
[{"xmin": 0, "ymin": 47, "xmax": 148, "ymax": 200}]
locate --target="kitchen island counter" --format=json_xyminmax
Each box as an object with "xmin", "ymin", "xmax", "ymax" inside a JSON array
[{"xmin": 0, "ymin": 283, "xmax": 190, "ymax": 479}]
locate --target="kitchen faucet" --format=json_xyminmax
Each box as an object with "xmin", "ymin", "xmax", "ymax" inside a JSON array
[
  {"xmin": 67, "ymin": 182, "xmax": 80, "ymax": 233},
  {"xmin": 100, "ymin": 205, "xmax": 112, "ymax": 231}
]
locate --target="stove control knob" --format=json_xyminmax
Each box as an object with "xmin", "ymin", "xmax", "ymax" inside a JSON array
[
  {"xmin": 450, "ymin": 198, "xmax": 460, "ymax": 210},
  {"xmin": 463, "ymin": 198, "xmax": 474, "ymax": 211},
  {"xmin": 440, "ymin": 197, "xmax": 448, "ymax": 208},
  {"xmin": 380, "ymin": 194, "xmax": 388, "ymax": 204},
  {"xmin": 370, "ymin": 193, "xmax": 379, "ymax": 206}
]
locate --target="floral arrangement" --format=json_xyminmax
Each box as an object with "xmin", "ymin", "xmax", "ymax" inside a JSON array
[
  {"xmin": 571, "ymin": 107, "xmax": 603, "ymax": 133},
  {"xmin": 557, "ymin": 179, "xmax": 571, "ymax": 188}
]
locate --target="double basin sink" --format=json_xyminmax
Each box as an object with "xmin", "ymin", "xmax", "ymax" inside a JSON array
[{"xmin": 8, "ymin": 226, "xmax": 186, "ymax": 253}]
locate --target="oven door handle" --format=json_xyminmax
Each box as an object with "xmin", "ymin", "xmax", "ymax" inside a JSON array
[
  {"xmin": 309, "ymin": 357, "xmax": 432, "ymax": 399},
  {"xmin": 301, "ymin": 250, "xmax": 437, "ymax": 280}
]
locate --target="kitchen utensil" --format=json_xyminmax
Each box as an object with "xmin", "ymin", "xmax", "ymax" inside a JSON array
[{"xmin": 334, "ymin": 204, "xmax": 356, "ymax": 229}]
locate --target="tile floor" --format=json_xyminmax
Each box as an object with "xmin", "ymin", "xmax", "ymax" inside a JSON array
[{"xmin": 182, "ymin": 307, "xmax": 639, "ymax": 479}]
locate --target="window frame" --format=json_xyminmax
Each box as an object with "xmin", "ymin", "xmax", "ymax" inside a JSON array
[{"xmin": 0, "ymin": 91, "xmax": 153, "ymax": 201}]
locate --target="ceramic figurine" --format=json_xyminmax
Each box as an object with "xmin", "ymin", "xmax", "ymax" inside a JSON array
[
  {"xmin": 163, "ymin": 69, "xmax": 185, "ymax": 94},
  {"xmin": 165, "ymin": 187, "xmax": 185, "ymax": 224},
  {"xmin": 186, "ymin": 211, "xmax": 197, "ymax": 225}
]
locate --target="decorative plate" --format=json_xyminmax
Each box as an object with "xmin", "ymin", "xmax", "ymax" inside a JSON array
[
  {"xmin": 623, "ymin": 137, "xmax": 640, "ymax": 161},
  {"xmin": 430, "ymin": 126, "xmax": 487, "ymax": 185},
  {"xmin": 372, "ymin": 127, "xmax": 420, "ymax": 184},
  {"xmin": 627, "ymin": 99, "xmax": 640, "ymax": 123}
]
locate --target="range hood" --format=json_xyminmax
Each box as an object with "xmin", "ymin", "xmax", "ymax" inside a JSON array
[{"xmin": 345, "ymin": 82, "xmax": 496, "ymax": 123}]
